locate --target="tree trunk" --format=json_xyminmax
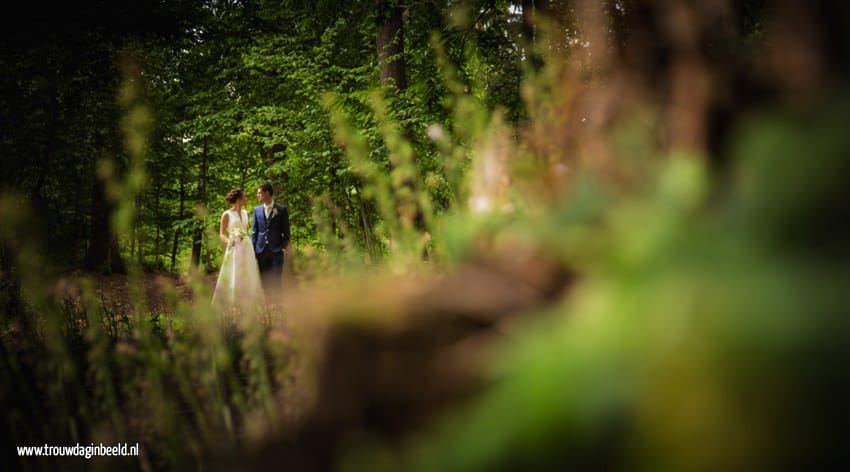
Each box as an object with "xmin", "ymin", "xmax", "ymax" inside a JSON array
[
  {"xmin": 376, "ymin": 0, "xmax": 407, "ymax": 92},
  {"xmin": 130, "ymin": 220, "xmax": 136, "ymax": 261},
  {"xmin": 154, "ymin": 188, "xmax": 161, "ymax": 269},
  {"xmin": 353, "ymin": 183, "xmax": 376, "ymax": 262},
  {"xmin": 72, "ymin": 186, "xmax": 84, "ymax": 262},
  {"xmin": 135, "ymin": 194, "xmax": 144, "ymax": 266},
  {"xmin": 521, "ymin": 0, "xmax": 544, "ymax": 70},
  {"xmin": 171, "ymin": 177, "xmax": 185, "ymax": 271},
  {"xmin": 522, "ymin": 0, "xmax": 535, "ymax": 45},
  {"xmin": 191, "ymin": 139, "xmax": 208, "ymax": 268},
  {"xmin": 376, "ymin": 0, "xmax": 427, "ymax": 234},
  {"xmin": 83, "ymin": 176, "xmax": 126, "ymax": 274}
]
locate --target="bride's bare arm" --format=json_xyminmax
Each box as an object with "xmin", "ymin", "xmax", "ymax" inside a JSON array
[{"xmin": 219, "ymin": 212, "xmax": 230, "ymax": 245}]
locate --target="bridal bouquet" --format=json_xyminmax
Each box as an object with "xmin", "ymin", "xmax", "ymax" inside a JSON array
[{"xmin": 229, "ymin": 227, "xmax": 248, "ymax": 246}]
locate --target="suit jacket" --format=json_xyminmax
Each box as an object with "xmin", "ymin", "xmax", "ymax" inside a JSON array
[{"xmin": 252, "ymin": 202, "xmax": 290, "ymax": 255}]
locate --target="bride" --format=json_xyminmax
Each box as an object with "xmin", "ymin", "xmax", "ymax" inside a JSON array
[{"xmin": 212, "ymin": 188, "xmax": 264, "ymax": 316}]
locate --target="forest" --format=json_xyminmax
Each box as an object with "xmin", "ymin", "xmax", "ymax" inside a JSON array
[{"xmin": 2, "ymin": 0, "xmax": 850, "ymax": 470}]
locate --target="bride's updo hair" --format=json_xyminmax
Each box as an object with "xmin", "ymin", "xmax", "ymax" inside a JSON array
[{"xmin": 225, "ymin": 188, "xmax": 245, "ymax": 204}]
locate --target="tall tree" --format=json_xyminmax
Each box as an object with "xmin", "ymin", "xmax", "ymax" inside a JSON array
[
  {"xmin": 377, "ymin": 0, "xmax": 408, "ymax": 92},
  {"xmin": 1, "ymin": 0, "xmax": 197, "ymax": 272}
]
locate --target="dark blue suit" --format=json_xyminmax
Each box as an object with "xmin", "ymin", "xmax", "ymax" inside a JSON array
[{"xmin": 252, "ymin": 202, "xmax": 290, "ymax": 282}]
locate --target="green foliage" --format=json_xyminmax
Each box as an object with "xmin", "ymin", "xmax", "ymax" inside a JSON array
[
  {"xmin": 1, "ymin": 70, "xmax": 293, "ymax": 468},
  {"xmin": 336, "ymin": 92, "xmax": 850, "ymax": 470},
  {"xmin": 1, "ymin": 0, "xmax": 535, "ymax": 273},
  {"xmin": 0, "ymin": 2, "xmax": 539, "ymax": 466},
  {"xmin": 9, "ymin": 1, "xmax": 839, "ymax": 471}
]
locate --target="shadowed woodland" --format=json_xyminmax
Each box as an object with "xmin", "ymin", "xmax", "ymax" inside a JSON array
[{"xmin": 2, "ymin": 0, "xmax": 850, "ymax": 470}]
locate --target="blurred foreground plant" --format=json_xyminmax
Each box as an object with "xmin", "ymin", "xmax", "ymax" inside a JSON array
[
  {"xmin": 0, "ymin": 53, "xmax": 296, "ymax": 472},
  {"xmin": 335, "ymin": 90, "xmax": 850, "ymax": 470}
]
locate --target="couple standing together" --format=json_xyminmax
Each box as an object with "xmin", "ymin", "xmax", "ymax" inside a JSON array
[{"xmin": 212, "ymin": 183, "xmax": 290, "ymax": 314}]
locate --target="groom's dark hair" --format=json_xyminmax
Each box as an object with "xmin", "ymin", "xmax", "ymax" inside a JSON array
[{"xmin": 259, "ymin": 182, "xmax": 274, "ymax": 196}]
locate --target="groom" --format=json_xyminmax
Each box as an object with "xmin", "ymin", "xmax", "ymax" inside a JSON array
[{"xmin": 252, "ymin": 182, "xmax": 291, "ymax": 291}]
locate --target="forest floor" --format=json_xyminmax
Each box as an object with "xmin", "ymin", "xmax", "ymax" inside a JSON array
[
  {"xmin": 54, "ymin": 269, "xmax": 204, "ymax": 314},
  {"xmin": 45, "ymin": 268, "xmax": 313, "ymax": 437},
  {"xmin": 54, "ymin": 266, "xmax": 303, "ymax": 315}
]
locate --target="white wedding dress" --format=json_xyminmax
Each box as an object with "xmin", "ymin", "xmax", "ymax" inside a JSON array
[{"xmin": 212, "ymin": 209, "xmax": 264, "ymax": 315}]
